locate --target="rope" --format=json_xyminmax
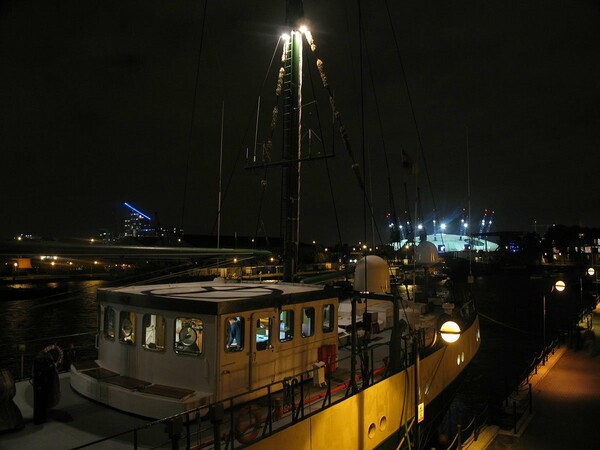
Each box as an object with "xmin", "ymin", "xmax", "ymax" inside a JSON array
[
  {"xmin": 303, "ymin": 44, "xmax": 345, "ymax": 254},
  {"xmin": 209, "ymin": 38, "xmax": 283, "ymax": 236},
  {"xmin": 478, "ymin": 312, "xmax": 537, "ymax": 335},
  {"xmin": 383, "ymin": 0, "xmax": 441, "ymax": 239},
  {"xmin": 181, "ymin": 0, "xmax": 209, "ymax": 231},
  {"xmin": 307, "ymin": 27, "xmax": 384, "ymax": 247}
]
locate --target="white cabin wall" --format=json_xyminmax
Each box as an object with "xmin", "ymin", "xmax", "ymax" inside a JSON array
[{"xmin": 97, "ymin": 300, "xmax": 218, "ymax": 395}]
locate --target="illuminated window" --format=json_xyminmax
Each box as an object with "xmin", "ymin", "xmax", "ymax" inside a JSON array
[
  {"xmin": 119, "ymin": 311, "xmax": 136, "ymax": 344},
  {"xmin": 103, "ymin": 306, "xmax": 115, "ymax": 340},
  {"xmin": 255, "ymin": 317, "xmax": 272, "ymax": 351},
  {"xmin": 142, "ymin": 314, "xmax": 166, "ymax": 351},
  {"xmin": 279, "ymin": 310, "xmax": 294, "ymax": 342},
  {"xmin": 175, "ymin": 317, "xmax": 203, "ymax": 355},
  {"xmin": 301, "ymin": 307, "xmax": 315, "ymax": 337},
  {"xmin": 322, "ymin": 304, "xmax": 335, "ymax": 333},
  {"xmin": 226, "ymin": 316, "xmax": 244, "ymax": 352}
]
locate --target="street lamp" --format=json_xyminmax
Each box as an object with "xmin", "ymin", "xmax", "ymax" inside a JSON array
[{"xmin": 543, "ymin": 280, "xmax": 566, "ymax": 349}]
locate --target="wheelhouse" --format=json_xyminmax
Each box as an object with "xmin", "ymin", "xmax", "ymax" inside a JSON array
[{"xmin": 71, "ymin": 279, "xmax": 340, "ymax": 418}]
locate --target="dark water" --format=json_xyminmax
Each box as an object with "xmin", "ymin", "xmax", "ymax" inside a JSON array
[{"xmin": 0, "ymin": 280, "xmax": 106, "ymax": 378}]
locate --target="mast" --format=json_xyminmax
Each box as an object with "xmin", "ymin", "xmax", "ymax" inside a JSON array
[{"xmin": 282, "ymin": 2, "xmax": 304, "ymax": 282}]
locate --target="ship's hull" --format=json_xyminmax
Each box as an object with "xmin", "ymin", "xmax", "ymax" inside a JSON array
[{"xmin": 249, "ymin": 316, "xmax": 481, "ymax": 449}]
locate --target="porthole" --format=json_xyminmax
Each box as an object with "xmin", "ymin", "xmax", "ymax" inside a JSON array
[
  {"xmin": 379, "ymin": 416, "xmax": 387, "ymax": 431},
  {"xmin": 368, "ymin": 422, "xmax": 376, "ymax": 439}
]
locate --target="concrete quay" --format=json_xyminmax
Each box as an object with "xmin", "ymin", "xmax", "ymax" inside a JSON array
[{"xmin": 465, "ymin": 304, "xmax": 600, "ymax": 450}]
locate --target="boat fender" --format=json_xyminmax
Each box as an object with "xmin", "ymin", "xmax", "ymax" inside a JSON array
[
  {"xmin": 42, "ymin": 344, "xmax": 64, "ymax": 367},
  {"xmin": 234, "ymin": 404, "xmax": 265, "ymax": 444}
]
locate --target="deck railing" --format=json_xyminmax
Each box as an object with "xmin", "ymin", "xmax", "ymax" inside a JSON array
[
  {"xmin": 70, "ymin": 340, "xmax": 393, "ymax": 449},
  {"xmin": 8, "ymin": 331, "xmax": 97, "ymax": 381}
]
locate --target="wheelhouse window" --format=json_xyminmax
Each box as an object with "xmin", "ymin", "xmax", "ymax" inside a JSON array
[
  {"xmin": 279, "ymin": 310, "xmax": 294, "ymax": 342},
  {"xmin": 255, "ymin": 316, "xmax": 272, "ymax": 351},
  {"xmin": 119, "ymin": 311, "xmax": 136, "ymax": 344},
  {"xmin": 142, "ymin": 314, "xmax": 166, "ymax": 351},
  {"xmin": 103, "ymin": 306, "xmax": 115, "ymax": 340},
  {"xmin": 301, "ymin": 307, "xmax": 315, "ymax": 337},
  {"xmin": 175, "ymin": 318, "xmax": 203, "ymax": 355},
  {"xmin": 226, "ymin": 316, "xmax": 244, "ymax": 352},
  {"xmin": 322, "ymin": 304, "xmax": 335, "ymax": 333}
]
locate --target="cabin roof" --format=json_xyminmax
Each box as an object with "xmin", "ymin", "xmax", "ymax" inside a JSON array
[{"xmin": 98, "ymin": 280, "xmax": 340, "ymax": 315}]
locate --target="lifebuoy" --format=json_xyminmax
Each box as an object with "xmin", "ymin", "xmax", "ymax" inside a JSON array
[
  {"xmin": 234, "ymin": 404, "xmax": 265, "ymax": 444},
  {"xmin": 42, "ymin": 344, "xmax": 64, "ymax": 367}
]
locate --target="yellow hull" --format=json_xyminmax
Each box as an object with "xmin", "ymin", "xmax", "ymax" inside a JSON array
[{"xmin": 250, "ymin": 316, "xmax": 481, "ymax": 449}]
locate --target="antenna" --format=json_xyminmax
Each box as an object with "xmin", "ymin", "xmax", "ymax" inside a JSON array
[{"xmin": 217, "ymin": 101, "xmax": 224, "ymax": 250}]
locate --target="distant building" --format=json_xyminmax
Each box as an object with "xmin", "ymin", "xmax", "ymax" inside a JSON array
[
  {"xmin": 398, "ymin": 233, "xmax": 499, "ymax": 253},
  {"xmin": 123, "ymin": 202, "xmax": 152, "ymax": 237},
  {"xmin": 14, "ymin": 233, "xmax": 42, "ymax": 241},
  {"xmin": 121, "ymin": 202, "xmax": 183, "ymax": 240}
]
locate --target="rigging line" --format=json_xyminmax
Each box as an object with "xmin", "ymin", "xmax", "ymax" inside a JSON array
[
  {"xmin": 304, "ymin": 43, "xmax": 344, "ymax": 252},
  {"xmin": 383, "ymin": 0, "xmax": 440, "ymax": 227},
  {"xmin": 361, "ymin": 19, "xmax": 400, "ymax": 246},
  {"xmin": 478, "ymin": 312, "xmax": 537, "ymax": 335},
  {"xmin": 181, "ymin": 0, "xmax": 209, "ymax": 231},
  {"xmin": 252, "ymin": 179, "xmax": 268, "ymax": 247},
  {"xmin": 209, "ymin": 37, "xmax": 283, "ymax": 236},
  {"xmin": 28, "ymin": 262, "xmax": 198, "ymax": 310},
  {"xmin": 308, "ymin": 30, "xmax": 384, "ymax": 246},
  {"xmin": 358, "ymin": 0, "xmax": 368, "ymax": 252}
]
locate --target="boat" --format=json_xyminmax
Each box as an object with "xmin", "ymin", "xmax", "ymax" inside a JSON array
[{"xmin": 4, "ymin": 3, "xmax": 481, "ymax": 449}]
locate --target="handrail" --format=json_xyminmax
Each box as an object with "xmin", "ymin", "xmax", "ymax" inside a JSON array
[
  {"xmin": 71, "ymin": 340, "xmax": 394, "ymax": 449},
  {"xmin": 8, "ymin": 331, "xmax": 98, "ymax": 381},
  {"xmin": 445, "ymin": 403, "xmax": 489, "ymax": 450}
]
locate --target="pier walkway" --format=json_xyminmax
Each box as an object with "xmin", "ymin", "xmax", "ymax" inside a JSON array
[{"xmin": 467, "ymin": 304, "xmax": 600, "ymax": 450}]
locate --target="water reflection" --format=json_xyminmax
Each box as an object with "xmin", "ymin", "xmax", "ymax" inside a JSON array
[{"xmin": 0, "ymin": 280, "xmax": 108, "ymax": 377}]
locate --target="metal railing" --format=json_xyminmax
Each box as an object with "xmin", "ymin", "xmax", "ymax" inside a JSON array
[
  {"xmin": 71, "ymin": 341, "xmax": 392, "ymax": 449},
  {"xmin": 445, "ymin": 404, "xmax": 489, "ymax": 450},
  {"xmin": 8, "ymin": 332, "xmax": 97, "ymax": 381}
]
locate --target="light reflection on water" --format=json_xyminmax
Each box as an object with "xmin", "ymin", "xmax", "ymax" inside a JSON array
[{"xmin": 0, "ymin": 280, "xmax": 107, "ymax": 376}]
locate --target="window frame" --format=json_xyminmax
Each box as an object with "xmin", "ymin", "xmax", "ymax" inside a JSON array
[
  {"xmin": 225, "ymin": 316, "xmax": 245, "ymax": 353},
  {"xmin": 279, "ymin": 309, "xmax": 294, "ymax": 343},
  {"xmin": 301, "ymin": 307, "xmax": 315, "ymax": 338},
  {"xmin": 103, "ymin": 305, "xmax": 115, "ymax": 340},
  {"xmin": 142, "ymin": 313, "xmax": 166, "ymax": 352},
  {"xmin": 119, "ymin": 310, "xmax": 136, "ymax": 345},
  {"xmin": 322, "ymin": 303, "xmax": 335, "ymax": 333},
  {"xmin": 174, "ymin": 317, "xmax": 204, "ymax": 356}
]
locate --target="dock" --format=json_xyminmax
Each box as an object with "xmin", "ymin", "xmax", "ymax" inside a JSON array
[{"xmin": 467, "ymin": 304, "xmax": 600, "ymax": 450}]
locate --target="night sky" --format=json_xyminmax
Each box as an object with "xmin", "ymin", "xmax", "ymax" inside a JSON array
[{"xmin": 1, "ymin": 1, "xmax": 599, "ymax": 245}]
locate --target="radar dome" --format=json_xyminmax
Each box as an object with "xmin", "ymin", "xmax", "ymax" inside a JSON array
[
  {"xmin": 415, "ymin": 240, "xmax": 440, "ymax": 264},
  {"xmin": 353, "ymin": 255, "xmax": 391, "ymax": 293}
]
